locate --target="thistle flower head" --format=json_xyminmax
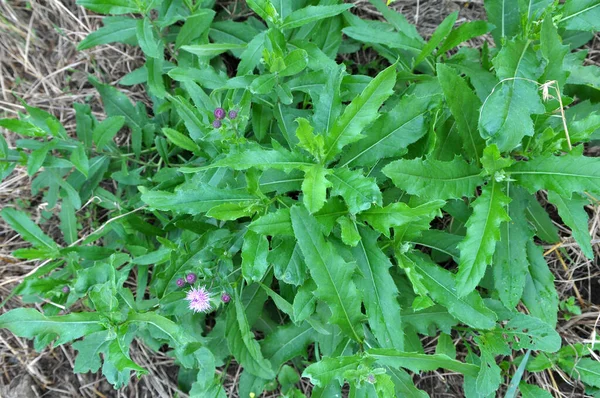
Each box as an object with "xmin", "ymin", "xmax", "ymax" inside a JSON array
[
  {"xmin": 185, "ymin": 286, "xmax": 212, "ymax": 313},
  {"xmin": 214, "ymin": 107, "xmax": 226, "ymax": 120},
  {"xmin": 228, "ymin": 110, "xmax": 238, "ymax": 120},
  {"xmin": 176, "ymin": 278, "xmax": 185, "ymax": 287},
  {"xmin": 212, "ymin": 119, "xmax": 222, "ymax": 129},
  {"xmin": 221, "ymin": 293, "xmax": 231, "ymax": 303},
  {"xmin": 62, "ymin": 286, "xmax": 70, "ymax": 294},
  {"xmin": 186, "ymin": 273, "xmax": 197, "ymax": 284}
]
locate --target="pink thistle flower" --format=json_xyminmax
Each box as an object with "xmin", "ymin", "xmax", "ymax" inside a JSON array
[{"xmin": 185, "ymin": 286, "xmax": 212, "ymax": 313}]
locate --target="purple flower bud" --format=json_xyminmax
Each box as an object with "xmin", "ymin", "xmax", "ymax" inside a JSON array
[
  {"xmin": 212, "ymin": 119, "xmax": 222, "ymax": 129},
  {"xmin": 186, "ymin": 273, "xmax": 197, "ymax": 284},
  {"xmin": 228, "ymin": 110, "xmax": 238, "ymax": 120},
  {"xmin": 62, "ymin": 286, "xmax": 70, "ymax": 294},
  {"xmin": 176, "ymin": 278, "xmax": 185, "ymax": 288},
  {"xmin": 214, "ymin": 107, "xmax": 226, "ymax": 120},
  {"xmin": 221, "ymin": 293, "xmax": 231, "ymax": 303}
]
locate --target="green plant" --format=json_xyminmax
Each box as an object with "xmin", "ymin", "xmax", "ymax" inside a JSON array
[{"xmin": 1, "ymin": 0, "xmax": 600, "ymax": 396}]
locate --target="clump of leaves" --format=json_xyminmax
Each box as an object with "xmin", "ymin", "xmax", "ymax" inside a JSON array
[{"xmin": 1, "ymin": 0, "xmax": 600, "ymax": 396}]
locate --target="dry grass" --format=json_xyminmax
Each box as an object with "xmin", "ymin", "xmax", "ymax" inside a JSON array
[{"xmin": 0, "ymin": 0, "xmax": 599, "ymax": 397}]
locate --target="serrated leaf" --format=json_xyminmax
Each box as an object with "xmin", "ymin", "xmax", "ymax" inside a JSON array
[
  {"xmin": 337, "ymin": 216, "xmax": 361, "ymax": 247},
  {"xmin": 519, "ymin": 382, "xmax": 553, "ymax": 398},
  {"xmin": 383, "ymin": 157, "xmax": 483, "ymax": 200},
  {"xmin": 302, "ymin": 164, "xmax": 331, "ymax": 214},
  {"xmin": 141, "ymin": 185, "xmax": 258, "ymax": 215},
  {"xmin": 249, "ymin": 208, "xmax": 294, "ymax": 236},
  {"xmin": 93, "ymin": 116, "xmax": 125, "ymax": 149},
  {"xmin": 414, "ymin": 12, "xmax": 457, "ymax": 67},
  {"xmin": 242, "ymin": 231, "xmax": 270, "ymax": 283},
  {"xmin": 522, "ymin": 242, "xmax": 559, "ymax": 327},
  {"xmin": 559, "ymin": 0, "xmax": 600, "ymax": 32},
  {"xmin": 367, "ymin": 349, "xmax": 479, "ymax": 377},
  {"xmin": 493, "ymin": 185, "xmax": 533, "ymax": 308},
  {"xmin": 479, "ymin": 39, "xmax": 545, "ymax": 152},
  {"xmin": 262, "ymin": 322, "xmax": 313, "ymax": 370},
  {"xmin": 398, "ymin": 252, "xmax": 497, "ymax": 330},
  {"xmin": 281, "ymin": 4, "xmax": 353, "ymax": 30},
  {"xmin": 302, "ymin": 355, "xmax": 370, "ymax": 387},
  {"xmin": 504, "ymin": 313, "xmax": 561, "ymax": 352},
  {"xmin": 547, "ymin": 192, "xmax": 594, "ymax": 259},
  {"xmin": 312, "ymin": 65, "xmax": 344, "ymax": 135},
  {"xmin": 268, "ymin": 237, "xmax": 308, "ymax": 286},
  {"xmin": 438, "ymin": 20, "xmax": 493, "ymax": 54},
  {"xmin": 339, "ymin": 92, "xmax": 431, "ymax": 168},
  {"xmin": 352, "ymin": 226, "xmax": 404, "ymax": 350},
  {"xmin": 540, "ymin": 16, "xmax": 569, "ymax": 87},
  {"xmin": 559, "ymin": 357, "xmax": 600, "ymax": 388},
  {"xmin": 291, "ymin": 206, "xmax": 364, "ymax": 342},
  {"xmin": 226, "ymin": 293, "xmax": 275, "ymax": 379},
  {"xmin": 323, "ymin": 63, "xmax": 396, "ymax": 163},
  {"xmin": 456, "ymin": 181, "xmax": 511, "ymax": 297},
  {"xmin": 359, "ymin": 200, "xmax": 445, "ymax": 238},
  {"xmin": 295, "ymin": 117, "xmax": 324, "ymax": 159},
  {"xmin": 484, "ymin": 0, "xmax": 521, "ymax": 44},
  {"xmin": 0, "ymin": 308, "xmax": 104, "ymax": 346},
  {"xmin": 246, "ymin": 0, "xmax": 280, "ymax": 23},
  {"xmin": 73, "ymin": 331, "xmax": 108, "ymax": 374},
  {"xmin": 509, "ymin": 152, "xmax": 600, "ymax": 198},
  {"xmin": 327, "ymin": 168, "xmax": 381, "ymax": 214},
  {"xmin": 437, "ymin": 63, "xmax": 485, "ymax": 162},
  {"xmin": 1, "ymin": 208, "xmax": 59, "ymax": 252}
]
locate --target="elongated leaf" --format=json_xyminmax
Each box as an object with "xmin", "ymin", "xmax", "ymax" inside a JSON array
[
  {"xmin": 76, "ymin": 0, "xmax": 137, "ymax": 14},
  {"xmin": 226, "ymin": 294, "xmax": 275, "ymax": 379},
  {"xmin": 281, "ymin": 4, "xmax": 353, "ymax": 30},
  {"xmin": 136, "ymin": 17, "xmax": 161, "ymax": 58},
  {"xmin": 456, "ymin": 181, "xmax": 511, "ymax": 297},
  {"xmin": 242, "ymin": 231, "xmax": 270, "ymax": 283},
  {"xmin": 181, "ymin": 43, "xmax": 246, "ymax": 58},
  {"xmin": 358, "ymin": 200, "xmax": 445, "ymax": 238},
  {"xmin": 0, "ymin": 308, "xmax": 104, "ymax": 346},
  {"xmin": 339, "ymin": 93, "xmax": 432, "ymax": 168},
  {"xmin": 302, "ymin": 164, "xmax": 331, "ymax": 214},
  {"xmin": 89, "ymin": 77, "xmax": 144, "ymax": 133},
  {"xmin": 484, "ymin": 0, "xmax": 521, "ymax": 44},
  {"xmin": 438, "ymin": 20, "xmax": 493, "ymax": 55},
  {"xmin": 559, "ymin": 0, "xmax": 600, "ymax": 32},
  {"xmin": 302, "ymin": 355, "xmax": 371, "ymax": 387},
  {"xmin": 291, "ymin": 206, "xmax": 365, "ymax": 341},
  {"xmin": 323, "ymin": 63, "xmax": 396, "ymax": 162},
  {"xmin": 509, "ymin": 152, "xmax": 600, "ymax": 198},
  {"xmin": 522, "ymin": 242, "xmax": 559, "ymax": 327},
  {"xmin": 1, "ymin": 208, "xmax": 59, "ymax": 252},
  {"xmin": 367, "ymin": 349, "xmax": 479, "ymax": 377},
  {"xmin": 352, "ymin": 227, "xmax": 403, "ymax": 350},
  {"xmin": 414, "ymin": 12, "xmax": 457, "ymax": 67},
  {"xmin": 93, "ymin": 116, "xmax": 125, "ymax": 149},
  {"xmin": 547, "ymin": 192, "xmax": 594, "ymax": 259},
  {"xmin": 78, "ymin": 16, "xmax": 137, "ymax": 50},
  {"xmin": 437, "ymin": 63, "xmax": 485, "ymax": 162},
  {"xmin": 504, "ymin": 313, "xmax": 561, "ymax": 352},
  {"xmin": 383, "ymin": 157, "xmax": 483, "ymax": 200},
  {"xmin": 175, "ymin": 9, "xmax": 215, "ymax": 49},
  {"xmin": 162, "ymin": 127, "xmax": 200, "ymax": 153},
  {"xmin": 479, "ymin": 39, "xmax": 545, "ymax": 152},
  {"xmin": 59, "ymin": 197, "xmax": 78, "ymax": 245},
  {"xmin": 262, "ymin": 322, "xmax": 313, "ymax": 370},
  {"xmin": 249, "ymin": 208, "xmax": 294, "ymax": 236},
  {"xmin": 493, "ymin": 185, "xmax": 533, "ymax": 308},
  {"xmin": 519, "ymin": 382, "xmax": 553, "ymax": 398},
  {"xmin": 312, "ymin": 65, "xmax": 344, "ymax": 135},
  {"xmin": 327, "ymin": 168, "xmax": 381, "ymax": 214},
  {"xmin": 141, "ymin": 185, "xmax": 258, "ymax": 215},
  {"xmin": 398, "ymin": 252, "xmax": 497, "ymax": 330}
]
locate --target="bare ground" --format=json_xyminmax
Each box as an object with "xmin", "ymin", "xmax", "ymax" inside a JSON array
[{"xmin": 0, "ymin": 0, "xmax": 599, "ymax": 397}]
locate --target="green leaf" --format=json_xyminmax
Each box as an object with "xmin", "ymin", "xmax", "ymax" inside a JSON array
[
  {"xmin": 89, "ymin": 77, "xmax": 144, "ymax": 133},
  {"xmin": 525, "ymin": 194, "xmax": 560, "ymax": 243},
  {"xmin": 413, "ymin": 12, "xmax": 457, "ymax": 67},
  {"xmin": 0, "ymin": 308, "xmax": 104, "ymax": 346},
  {"xmin": 141, "ymin": 185, "xmax": 258, "ymax": 215},
  {"xmin": 246, "ymin": 0, "xmax": 280, "ymax": 23},
  {"xmin": 337, "ymin": 216, "xmax": 361, "ymax": 247},
  {"xmin": 76, "ymin": 0, "xmax": 138, "ymax": 14},
  {"xmin": 327, "ymin": 168, "xmax": 381, "ymax": 214},
  {"xmin": 262, "ymin": 322, "xmax": 313, "ymax": 370},
  {"xmin": 226, "ymin": 292, "xmax": 275, "ymax": 379},
  {"xmin": 358, "ymin": 200, "xmax": 445, "ymax": 238},
  {"xmin": 93, "ymin": 116, "xmax": 125, "ymax": 149},
  {"xmin": 437, "ymin": 63, "xmax": 485, "ymax": 162},
  {"xmin": 1, "ymin": 208, "xmax": 59, "ymax": 252},
  {"xmin": 59, "ymin": 197, "xmax": 78, "ymax": 245},
  {"xmin": 438, "ymin": 20, "xmax": 493, "ymax": 54},
  {"xmin": 249, "ymin": 208, "xmax": 294, "ymax": 237},
  {"xmin": 77, "ymin": 16, "xmax": 137, "ymax": 50},
  {"xmin": 291, "ymin": 206, "xmax": 365, "ymax": 342},
  {"xmin": 508, "ymin": 152, "xmax": 600, "ymax": 198},
  {"xmin": 280, "ymin": 49, "xmax": 308, "ymax": 77},
  {"xmin": 175, "ymin": 9, "xmax": 215, "ymax": 49},
  {"xmin": 484, "ymin": 0, "xmax": 521, "ymax": 44},
  {"xmin": 478, "ymin": 39, "xmax": 545, "ymax": 152},
  {"xmin": 312, "ymin": 65, "xmax": 343, "ymax": 136},
  {"xmin": 181, "ymin": 43, "xmax": 246, "ymax": 58},
  {"xmin": 0, "ymin": 119, "xmax": 45, "ymax": 137},
  {"xmin": 323, "ymin": 63, "xmax": 396, "ymax": 163},
  {"xmin": 522, "ymin": 242, "xmax": 559, "ymax": 327},
  {"xmin": 383, "ymin": 157, "xmax": 483, "ymax": 200},
  {"xmin": 367, "ymin": 349, "xmax": 479, "ymax": 377},
  {"xmin": 169, "ymin": 95, "xmax": 208, "ymax": 140},
  {"xmin": 352, "ymin": 226, "xmax": 404, "ymax": 350},
  {"xmin": 503, "ymin": 313, "xmax": 561, "ymax": 352},
  {"xmin": 456, "ymin": 181, "xmax": 511, "ymax": 297},
  {"xmin": 519, "ymin": 382, "xmax": 553, "ymax": 398},
  {"xmin": 547, "ymin": 192, "xmax": 594, "ymax": 259},
  {"xmin": 398, "ymin": 252, "xmax": 497, "ymax": 330},
  {"xmin": 540, "ymin": 16, "xmax": 569, "ymax": 87},
  {"xmin": 302, "ymin": 355, "xmax": 370, "ymax": 387},
  {"xmin": 73, "ymin": 331, "xmax": 107, "ymax": 374},
  {"xmin": 281, "ymin": 4, "xmax": 353, "ymax": 30},
  {"xmin": 295, "ymin": 118, "xmax": 324, "ymax": 159},
  {"xmin": 302, "ymin": 164, "xmax": 331, "ymax": 214},
  {"xmin": 242, "ymin": 231, "xmax": 270, "ymax": 283},
  {"xmin": 493, "ymin": 185, "xmax": 533, "ymax": 309},
  {"xmin": 339, "ymin": 92, "xmax": 431, "ymax": 168},
  {"xmin": 136, "ymin": 17, "xmax": 161, "ymax": 58},
  {"xmin": 162, "ymin": 127, "xmax": 200, "ymax": 153},
  {"xmin": 559, "ymin": 0, "xmax": 600, "ymax": 32}
]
